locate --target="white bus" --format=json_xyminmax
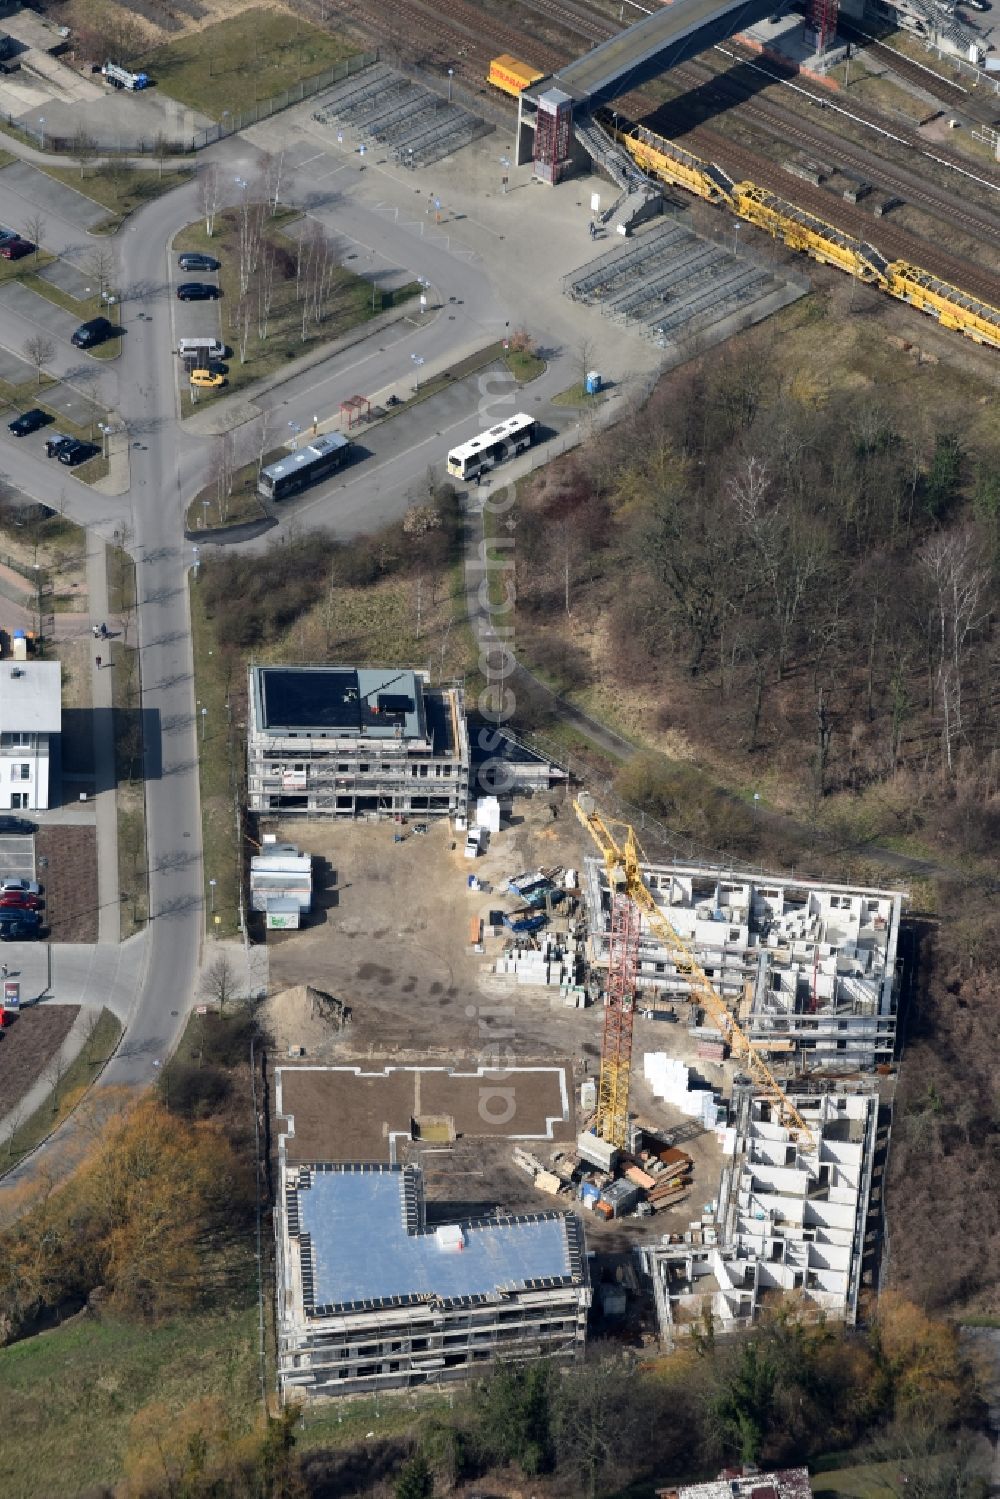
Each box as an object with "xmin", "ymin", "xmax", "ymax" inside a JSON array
[{"xmin": 446, "ymin": 413, "xmax": 536, "ymax": 482}]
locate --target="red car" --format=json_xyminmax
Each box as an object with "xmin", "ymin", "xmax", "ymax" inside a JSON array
[
  {"xmin": 0, "ymin": 240, "xmax": 32, "ymax": 261},
  {"xmin": 0, "ymin": 892, "xmax": 41, "ymax": 911}
]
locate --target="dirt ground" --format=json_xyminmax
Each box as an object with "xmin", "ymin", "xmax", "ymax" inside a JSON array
[
  {"xmin": 55, "ymin": 0, "xmax": 298, "ymax": 48},
  {"xmin": 263, "ymin": 791, "xmax": 725, "ymax": 1248},
  {"xmin": 0, "ymin": 1004, "xmax": 79, "ymax": 1119},
  {"xmin": 36, "ymin": 825, "xmax": 99, "ymax": 944}
]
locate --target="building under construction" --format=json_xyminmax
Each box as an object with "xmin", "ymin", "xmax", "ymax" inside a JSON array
[
  {"xmin": 641, "ymin": 1084, "xmax": 879, "ymax": 1343},
  {"xmin": 275, "ymin": 1161, "xmax": 590, "ymax": 1399},
  {"xmin": 247, "ymin": 666, "xmax": 469, "ymax": 821},
  {"xmin": 583, "ymin": 860, "xmax": 905, "ymax": 1072}
]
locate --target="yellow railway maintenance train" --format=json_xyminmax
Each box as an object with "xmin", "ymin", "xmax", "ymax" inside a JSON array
[{"xmin": 621, "ymin": 121, "xmax": 1000, "ymax": 351}]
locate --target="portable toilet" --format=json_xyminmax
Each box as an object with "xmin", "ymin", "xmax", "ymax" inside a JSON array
[{"xmin": 585, "ymin": 370, "xmax": 602, "ymax": 395}]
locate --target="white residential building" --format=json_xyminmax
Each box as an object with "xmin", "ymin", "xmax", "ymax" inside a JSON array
[{"xmin": 0, "ymin": 661, "xmax": 61, "ymax": 810}]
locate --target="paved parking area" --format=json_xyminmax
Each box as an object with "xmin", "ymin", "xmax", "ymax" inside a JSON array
[
  {"xmin": 0, "ymin": 162, "xmax": 108, "ymax": 232},
  {"xmin": 36, "ymin": 259, "xmax": 92, "ymax": 301},
  {"xmin": 0, "ymin": 835, "xmax": 35, "ymax": 884},
  {"xmin": 0, "ymin": 280, "xmax": 82, "ymax": 342},
  {"xmin": 0, "ymin": 347, "xmax": 36, "ymax": 386},
  {"xmin": 40, "ymin": 380, "xmax": 102, "ymax": 427}
]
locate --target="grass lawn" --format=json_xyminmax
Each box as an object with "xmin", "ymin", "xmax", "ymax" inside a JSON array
[
  {"xmin": 506, "ymin": 347, "xmax": 546, "ymax": 382},
  {"xmin": 174, "ymin": 213, "xmax": 418, "ymax": 401},
  {"xmin": 142, "ymin": 9, "xmax": 355, "ymax": 120},
  {"xmin": 0, "ymin": 250, "xmax": 54, "ymax": 286},
  {"xmin": 107, "ymin": 544, "xmax": 147, "ymax": 939},
  {"xmin": 810, "ymin": 1462, "xmax": 909, "ymax": 1497},
  {"xmin": 1, "ymin": 1008, "xmax": 121, "ymax": 1172},
  {"xmin": 186, "ymin": 452, "xmax": 277, "ymax": 532},
  {"xmin": 0, "ymin": 1306, "xmax": 259, "ymax": 1499},
  {"xmin": 73, "ymin": 452, "xmax": 110, "ymax": 486},
  {"xmin": 552, "ymin": 381, "xmax": 604, "ymax": 406},
  {"xmin": 37, "ymin": 165, "xmax": 192, "ymax": 233},
  {"xmin": 190, "ymin": 580, "xmax": 243, "ymax": 940}
]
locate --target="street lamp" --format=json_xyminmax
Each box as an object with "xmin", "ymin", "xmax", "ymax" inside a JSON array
[
  {"xmin": 209, "ymin": 878, "xmax": 217, "ymax": 913},
  {"xmin": 201, "ymin": 706, "xmax": 208, "ymax": 742},
  {"xmin": 447, "ymin": 67, "xmax": 454, "ymax": 103}
]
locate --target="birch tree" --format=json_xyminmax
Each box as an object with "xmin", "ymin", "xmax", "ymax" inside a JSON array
[
  {"xmin": 198, "ymin": 162, "xmax": 221, "ymax": 237},
  {"xmin": 919, "ymin": 528, "xmax": 987, "ymax": 774}
]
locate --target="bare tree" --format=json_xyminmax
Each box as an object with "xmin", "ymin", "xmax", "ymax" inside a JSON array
[
  {"xmin": 256, "ymin": 244, "xmax": 276, "ymax": 341},
  {"xmin": 71, "ymin": 128, "xmax": 99, "ymax": 181},
  {"xmin": 22, "ymin": 211, "xmax": 45, "ymax": 264},
  {"xmin": 23, "ymin": 333, "xmax": 54, "ymax": 389},
  {"xmin": 151, "ymin": 132, "xmax": 172, "ymax": 181},
  {"xmin": 198, "ymin": 162, "xmax": 221, "ymax": 238},
  {"xmin": 919, "ymin": 528, "xmax": 988, "ymax": 774},
  {"xmin": 84, "ymin": 245, "xmax": 118, "ymax": 308},
  {"xmin": 201, "ymin": 952, "xmax": 240, "ymax": 1014},
  {"xmin": 257, "ymin": 149, "xmax": 286, "ymax": 215},
  {"xmin": 235, "ymin": 186, "xmax": 266, "ymax": 297}
]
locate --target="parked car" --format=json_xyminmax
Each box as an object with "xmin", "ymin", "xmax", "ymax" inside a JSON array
[
  {"xmin": 178, "ymin": 252, "xmax": 220, "ymax": 272},
  {"xmin": 56, "ymin": 439, "xmax": 90, "ymax": 467},
  {"xmin": 0, "ymin": 893, "xmax": 42, "ymax": 911},
  {"xmin": 0, "ymin": 878, "xmax": 42, "ymax": 896},
  {"xmin": 71, "ymin": 316, "xmax": 115, "ymax": 349},
  {"xmin": 0, "ymin": 226, "xmax": 18, "ymax": 242},
  {"xmin": 0, "ymin": 239, "xmax": 32, "ymax": 260},
  {"xmin": 45, "ymin": 433, "xmax": 74, "ymax": 459},
  {"xmin": 177, "ymin": 282, "xmax": 221, "ymax": 301},
  {"xmin": 0, "ymin": 816, "xmax": 37, "ymax": 835},
  {"xmin": 190, "ymin": 368, "xmax": 226, "ymax": 389},
  {"xmin": 8, "ymin": 408, "xmax": 51, "ymax": 437},
  {"xmin": 0, "ymin": 910, "xmax": 41, "ymax": 940}
]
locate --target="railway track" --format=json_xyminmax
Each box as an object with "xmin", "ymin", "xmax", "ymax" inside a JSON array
[
  {"xmin": 661, "ymin": 58, "xmax": 1000, "ymax": 246},
  {"xmin": 306, "ymin": 0, "xmax": 1000, "ymax": 306}
]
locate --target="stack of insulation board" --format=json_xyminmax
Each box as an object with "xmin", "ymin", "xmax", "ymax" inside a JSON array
[
  {"xmin": 643, "ymin": 1053, "xmax": 721, "ymax": 1128},
  {"xmin": 646, "ymin": 1146, "xmax": 694, "ymax": 1211},
  {"xmin": 251, "ymin": 844, "xmax": 313, "ymax": 928},
  {"xmin": 494, "ymin": 935, "xmax": 573, "ymax": 987}
]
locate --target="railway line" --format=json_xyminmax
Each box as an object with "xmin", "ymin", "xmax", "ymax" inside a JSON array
[
  {"xmin": 306, "ymin": 0, "xmax": 1000, "ymax": 311},
  {"xmin": 661, "ymin": 57, "xmax": 1000, "ymax": 246}
]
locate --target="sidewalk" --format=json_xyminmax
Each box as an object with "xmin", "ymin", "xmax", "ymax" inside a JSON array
[
  {"xmin": 86, "ymin": 542, "xmax": 120, "ymax": 944},
  {"xmin": 83, "ymin": 413, "xmax": 130, "ymax": 498}
]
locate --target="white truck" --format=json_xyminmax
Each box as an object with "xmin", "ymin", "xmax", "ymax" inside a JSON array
[
  {"xmin": 102, "ymin": 61, "xmax": 150, "ymax": 91},
  {"xmin": 464, "ymin": 826, "xmax": 485, "ymax": 859}
]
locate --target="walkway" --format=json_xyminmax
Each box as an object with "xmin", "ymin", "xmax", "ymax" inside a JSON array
[{"xmin": 86, "ymin": 541, "xmax": 119, "ymax": 944}]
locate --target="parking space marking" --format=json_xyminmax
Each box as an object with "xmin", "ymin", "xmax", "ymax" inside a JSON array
[
  {"xmin": 316, "ymin": 164, "xmax": 349, "ymax": 180},
  {"xmin": 291, "ymin": 151, "xmax": 328, "ymax": 168}
]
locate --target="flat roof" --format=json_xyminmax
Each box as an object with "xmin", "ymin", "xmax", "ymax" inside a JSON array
[
  {"xmin": 260, "ymin": 431, "xmax": 349, "ymax": 485},
  {"xmin": 254, "ymin": 666, "xmax": 425, "ymax": 739},
  {"xmin": 0, "ymin": 661, "xmax": 61, "ymax": 734},
  {"xmin": 296, "ymin": 1164, "xmax": 584, "ymax": 1314},
  {"xmin": 541, "ymin": 0, "xmax": 779, "ymax": 105}
]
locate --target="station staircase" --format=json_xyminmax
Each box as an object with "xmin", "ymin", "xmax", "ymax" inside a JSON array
[{"xmin": 574, "ymin": 114, "xmax": 663, "ymax": 235}]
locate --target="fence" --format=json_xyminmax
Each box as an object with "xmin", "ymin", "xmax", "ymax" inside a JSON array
[{"xmin": 1, "ymin": 50, "xmax": 378, "ymax": 156}]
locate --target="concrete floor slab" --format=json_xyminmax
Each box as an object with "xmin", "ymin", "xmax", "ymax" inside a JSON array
[{"xmin": 0, "ymin": 161, "xmax": 108, "ymax": 231}]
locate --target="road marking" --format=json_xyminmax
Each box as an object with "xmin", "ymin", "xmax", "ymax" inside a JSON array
[
  {"xmin": 290, "ymin": 410, "xmax": 479, "ymax": 524},
  {"xmin": 316, "ymin": 164, "xmax": 349, "ymax": 180},
  {"xmin": 291, "ymin": 151, "xmax": 327, "ymax": 168}
]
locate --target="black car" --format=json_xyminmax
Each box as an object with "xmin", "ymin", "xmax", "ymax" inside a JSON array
[
  {"xmin": 71, "ymin": 316, "xmax": 115, "ymax": 350},
  {"xmin": 0, "ymin": 815, "xmax": 37, "ymax": 834},
  {"xmin": 45, "ymin": 433, "xmax": 73, "ymax": 458},
  {"xmin": 178, "ymin": 252, "xmax": 220, "ymax": 273},
  {"xmin": 0, "ymin": 910, "xmax": 41, "ymax": 940},
  {"xmin": 177, "ymin": 282, "xmax": 221, "ymax": 301},
  {"xmin": 0, "ymin": 226, "xmax": 18, "ymax": 242},
  {"xmin": 8, "ymin": 408, "xmax": 50, "ymax": 437},
  {"xmin": 56, "ymin": 439, "xmax": 90, "ymax": 467}
]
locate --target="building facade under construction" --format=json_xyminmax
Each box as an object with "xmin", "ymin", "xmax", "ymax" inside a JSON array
[
  {"xmin": 583, "ymin": 860, "xmax": 905, "ymax": 1072},
  {"xmin": 641, "ymin": 1084, "xmax": 879, "ymax": 1345},
  {"xmin": 275, "ymin": 1161, "xmax": 590, "ymax": 1400},
  {"xmin": 247, "ymin": 666, "xmax": 470, "ymax": 821}
]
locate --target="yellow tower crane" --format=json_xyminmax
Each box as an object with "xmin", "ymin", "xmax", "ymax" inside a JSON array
[{"xmin": 574, "ymin": 794, "xmax": 816, "ymax": 1153}]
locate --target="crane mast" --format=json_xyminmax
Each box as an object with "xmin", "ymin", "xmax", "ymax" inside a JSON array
[{"xmin": 574, "ymin": 796, "xmax": 815, "ymax": 1153}]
